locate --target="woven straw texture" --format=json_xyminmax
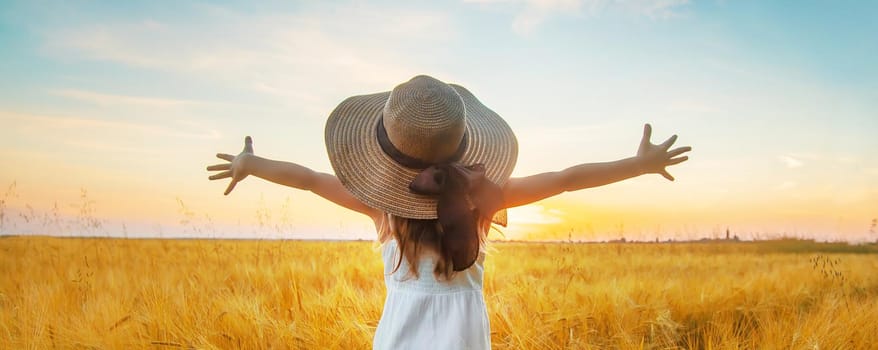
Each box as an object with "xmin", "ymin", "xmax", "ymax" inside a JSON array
[{"xmin": 325, "ymin": 78, "xmax": 518, "ymax": 220}]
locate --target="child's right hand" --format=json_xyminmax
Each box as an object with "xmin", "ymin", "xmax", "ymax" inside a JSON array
[
  {"xmin": 207, "ymin": 136, "xmax": 254, "ymax": 195},
  {"xmin": 634, "ymin": 124, "xmax": 690, "ymax": 181}
]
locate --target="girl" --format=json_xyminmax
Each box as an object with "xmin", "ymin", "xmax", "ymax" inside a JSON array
[{"xmin": 207, "ymin": 75, "xmax": 690, "ymax": 349}]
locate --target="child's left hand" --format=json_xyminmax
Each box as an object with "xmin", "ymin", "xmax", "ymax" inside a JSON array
[{"xmin": 635, "ymin": 124, "xmax": 691, "ymax": 181}]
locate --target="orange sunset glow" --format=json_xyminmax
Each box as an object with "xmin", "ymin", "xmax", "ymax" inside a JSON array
[{"xmin": 1, "ymin": 1, "xmax": 876, "ymax": 242}]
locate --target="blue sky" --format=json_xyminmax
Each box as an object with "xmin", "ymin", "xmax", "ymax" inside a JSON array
[{"xmin": 1, "ymin": 0, "xmax": 876, "ymax": 241}]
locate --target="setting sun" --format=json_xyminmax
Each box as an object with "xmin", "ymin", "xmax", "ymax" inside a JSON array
[{"xmin": 0, "ymin": 1, "xmax": 875, "ymax": 242}]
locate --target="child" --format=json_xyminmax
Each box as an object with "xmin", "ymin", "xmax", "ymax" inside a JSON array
[{"xmin": 207, "ymin": 75, "xmax": 690, "ymax": 349}]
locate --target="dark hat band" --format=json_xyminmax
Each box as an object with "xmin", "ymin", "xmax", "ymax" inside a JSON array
[{"xmin": 376, "ymin": 117, "xmax": 468, "ymax": 170}]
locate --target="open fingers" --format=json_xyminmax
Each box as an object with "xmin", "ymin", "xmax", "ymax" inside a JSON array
[
  {"xmin": 660, "ymin": 170, "xmax": 675, "ymax": 181},
  {"xmin": 667, "ymin": 156, "xmax": 688, "ymax": 166},
  {"xmin": 243, "ymin": 136, "xmax": 254, "ymax": 154},
  {"xmin": 640, "ymin": 124, "xmax": 653, "ymax": 149},
  {"xmin": 660, "ymin": 134, "xmax": 678, "ymax": 150},
  {"xmin": 667, "ymin": 146, "xmax": 691, "ymax": 158},
  {"xmin": 209, "ymin": 171, "xmax": 232, "ymax": 180},
  {"xmin": 224, "ymin": 179, "xmax": 238, "ymax": 195},
  {"xmin": 206, "ymin": 163, "xmax": 230, "ymax": 171},
  {"xmin": 216, "ymin": 153, "xmax": 234, "ymax": 162}
]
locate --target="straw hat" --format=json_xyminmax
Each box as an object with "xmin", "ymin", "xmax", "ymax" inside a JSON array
[{"xmin": 325, "ymin": 75, "xmax": 518, "ymax": 220}]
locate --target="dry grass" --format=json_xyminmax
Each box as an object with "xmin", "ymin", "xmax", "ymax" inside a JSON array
[{"xmin": 1, "ymin": 237, "xmax": 877, "ymax": 349}]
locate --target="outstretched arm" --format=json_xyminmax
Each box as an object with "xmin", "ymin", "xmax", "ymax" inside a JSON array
[
  {"xmin": 207, "ymin": 136, "xmax": 381, "ymax": 220},
  {"xmin": 502, "ymin": 124, "xmax": 691, "ymax": 208}
]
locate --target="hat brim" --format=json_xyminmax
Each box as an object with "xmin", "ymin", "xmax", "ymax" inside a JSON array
[{"xmin": 325, "ymin": 84, "xmax": 518, "ymax": 220}]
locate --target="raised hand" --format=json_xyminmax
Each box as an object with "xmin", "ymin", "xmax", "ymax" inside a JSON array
[
  {"xmin": 636, "ymin": 124, "xmax": 691, "ymax": 181},
  {"xmin": 207, "ymin": 136, "xmax": 254, "ymax": 195}
]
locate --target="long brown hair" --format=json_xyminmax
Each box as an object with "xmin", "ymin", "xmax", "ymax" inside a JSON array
[{"xmin": 378, "ymin": 213, "xmax": 492, "ymax": 281}]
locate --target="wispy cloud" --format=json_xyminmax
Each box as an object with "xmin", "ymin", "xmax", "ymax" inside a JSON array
[
  {"xmin": 0, "ymin": 111, "xmax": 222, "ymax": 141},
  {"xmin": 42, "ymin": 4, "xmax": 457, "ymax": 106},
  {"xmin": 620, "ymin": 0, "xmax": 691, "ymax": 19},
  {"xmin": 778, "ymin": 155, "xmax": 804, "ymax": 168},
  {"xmin": 464, "ymin": 0, "xmax": 690, "ymax": 35},
  {"xmin": 62, "ymin": 139, "xmax": 162, "ymax": 156},
  {"xmin": 513, "ymin": 0, "xmax": 583, "ymax": 36},
  {"xmin": 51, "ymin": 89, "xmax": 201, "ymax": 108}
]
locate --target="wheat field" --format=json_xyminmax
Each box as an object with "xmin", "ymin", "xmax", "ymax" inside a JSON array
[{"xmin": 1, "ymin": 237, "xmax": 876, "ymax": 349}]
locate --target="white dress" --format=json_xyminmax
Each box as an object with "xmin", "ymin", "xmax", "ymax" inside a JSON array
[{"xmin": 373, "ymin": 240, "xmax": 490, "ymax": 350}]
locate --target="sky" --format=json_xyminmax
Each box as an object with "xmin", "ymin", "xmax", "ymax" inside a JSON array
[{"xmin": 0, "ymin": 0, "xmax": 876, "ymax": 242}]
